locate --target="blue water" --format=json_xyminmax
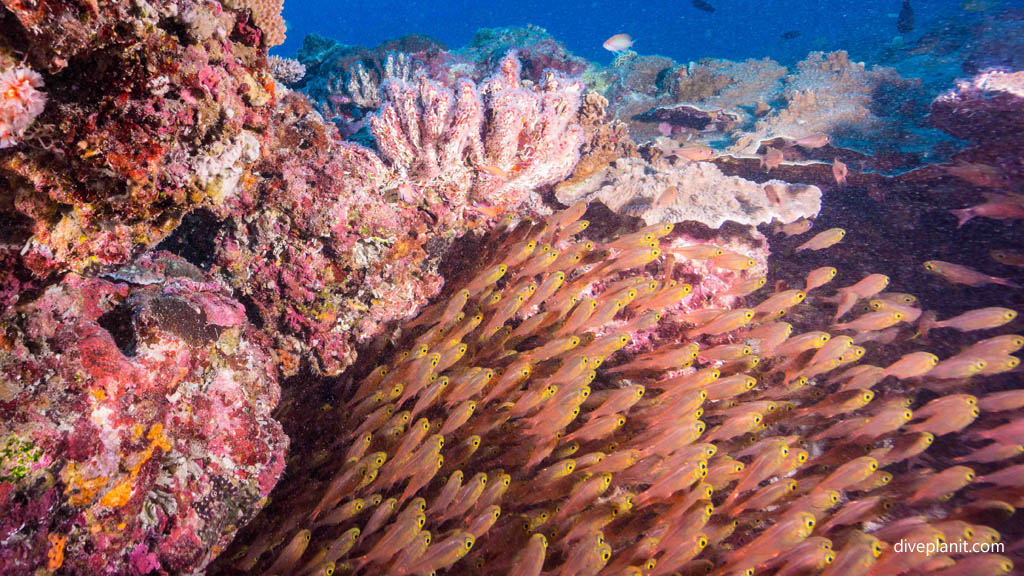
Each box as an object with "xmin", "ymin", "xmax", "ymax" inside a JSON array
[{"xmin": 276, "ymin": 0, "xmax": 982, "ymax": 65}]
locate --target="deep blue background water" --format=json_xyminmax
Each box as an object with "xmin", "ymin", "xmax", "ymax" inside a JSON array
[{"xmin": 275, "ymin": 0, "xmax": 988, "ymax": 65}]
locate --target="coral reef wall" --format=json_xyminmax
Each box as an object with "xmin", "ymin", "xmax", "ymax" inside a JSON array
[{"xmin": 0, "ymin": 253, "xmax": 287, "ymax": 574}]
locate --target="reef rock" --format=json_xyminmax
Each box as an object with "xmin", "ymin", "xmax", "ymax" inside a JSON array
[
  {"xmin": 931, "ymin": 69, "xmax": 1024, "ymax": 145},
  {"xmin": 0, "ymin": 0, "xmax": 278, "ymax": 278},
  {"xmin": 556, "ymin": 155, "xmax": 821, "ymax": 230},
  {"xmin": 0, "ymin": 253, "xmax": 286, "ymax": 575}
]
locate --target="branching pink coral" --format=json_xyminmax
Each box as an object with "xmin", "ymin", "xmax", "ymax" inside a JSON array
[
  {"xmin": 370, "ymin": 51, "xmax": 585, "ymax": 214},
  {"xmin": 0, "ymin": 65, "xmax": 45, "ymax": 149}
]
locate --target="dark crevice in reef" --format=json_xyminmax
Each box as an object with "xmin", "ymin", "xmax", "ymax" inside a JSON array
[
  {"xmin": 96, "ymin": 302, "xmax": 138, "ymax": 357},
  {"xmin": 155, "ymin": 208, "xmax": 222, "ymax": 269}
]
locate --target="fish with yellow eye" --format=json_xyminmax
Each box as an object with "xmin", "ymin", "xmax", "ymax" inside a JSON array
[
  {"xmin": 820, "ymin": 497, "xmax": 893, "ymax": 533},
  {"xmin": 753, "ymin": 289, "xmax": 806, "ymax": 318},
  {"xmin": 436, "ymin": 472, "xmax": 488, "ymax": 523},
  {"xmin": 746, "ymin": 321, "xmax": 793, "ymax": 354},
  {"xmin": 312, "ymin": 497, "xmax": 364, "ymax": 528},
  {"xmin": 557, "ymin": 472, "xmax": 614, "ymax": 519},
  {"xmin": 724, "ymin": 275, "xmax": 768, "ymax": 297},
  {"xmin": 563, "ymin": 414, "xmax": 627, "ymax": 443},
  {"xmin": 882, "ymin": 351, "xmax": 939, "ymax": 379},
  {"xmin": 713, "ymin": 251, "xmax": 758, "ymax": 270},
  {"xmin": 909, "ymin": 466, "xmax": 975, "ymax": 502},
  {"xmin": 402, "ymin": 531, "xmax": 475, "ymax": 575},
  {"xmin": 774, "ymin": 541, "xmax": 836, "ymax": 576},
  {"xmin": 634, "ymin": 282, "xmax": 692, "ymax": 312},
  {"xmin": 556, "ymin": 297, "xmax": 599, "ymax": 336},
  {"xmin": 687, "ymin": 308, "xmax": 756, "ymax": 338},
  {"xmin": 978, "ymin": 388, "xmax": 1024, "ymax": 412},
  {"xmin": 925, "ymin": 307, "xmax": 1018, "ymax": 333},
  {"xmin": 504, "ymin": 239, "xmax": 538, "ymax": 268},
  {"xmin": 466, "ymin": 505, "xmax": 502, "ymax": 538},
  {"xmin": 317, "ymin": 527, "xmax": 361, "ymax": 566},
  {"xmin": 927, "ymin": 355, "xmax": 987, "ymax": 380},
  {"xmin": 429, "ymin": 472, "xmax": 463, "ymax": 516},
  {"xmin": 546, "ymin": 200, "xmax": 588, "ymax": 232},
  {"xmin": 673, "ymin": 244, "xmax": 725, "ymax": 260},
  {"xmin": 728, "ymin": 478, "xmax": 799, "ymax": 517},
  {"xmin": 929, "ymin": 555, "xmax": 1015, "ymax": 576},
  {"xmin": 847, "ymin": 406, "xmax": 913, "ymax": 442},
  {"xmin": 804, "ymin": 266, "xmax": 838, "ymax": 292},
  {"xmin": 589, "ymin": 247, "xmax": 662, "ymax": 279},
  {"xmin": 772, "ymin": 330, "xmax": 831, "ymax": 358},
  {"xmin": 923, "ymin": 259, "xmax": 1020, "ymax": 288},
  {"xmin": 508, "ymin": 533, "xmax": 547, "ymax": 576},
  {"xmin": 518, "ymin": 246, "xmax": 561, "ymax": 278},
  {"xmin": 836, "ymin": 365, "xmax": 885, "ymax": 392},
  {"xmin": 522, "ymin": 334, "xmax": 580, "ymax": 362},
  {"xmin": 725, "ymin": 440, "xmax": 791, "ymax": 505},
  {"xmin": 703, "ymin": 374, "xmax": 757, "ymax": 400},
  {"xmin": 705, "ymin": 411, "xmax": 764, "ymax": 443},
  {"xmin": 481, "ymin": 360, "xmax": 533, "ymax": 405},
  {"xmin": 871, "ymin": 431, "xmax": 934, "ymax": 466},
  {"xmin": 649, "ymin": 533, "xmax": 708, "ymax": 576},
  {"xmin": 439, "ymin": 399, "xmax": 476, "ymax": 436},
  {"xmin": 700, "ymin": 343, "xmax": 753, "ymax": 362},
  {"xmin": 846, "ymin": 470, "xmax": 892, "ymax": 492},
  {"xmin": 706, "ymin": 457, "xmax": 746, "ymax": 491},
  {"xmin": 797, "ymin": 389, "xmax": 874, "ymax": 419},
  {"xmin": 812, "ymin": 456, "xmax": 879, "ymax": 493},
  {"xmin": 584, "ymin": 385, "xmax": 645, "ymax": 420},
  {"xmin": 725, "ymin": 511, "xmax": 817, "ymax": 566},
  {"xmin": 820, "ymin": 531, "xmax": 884, "ymax": 576},
  {"xmin": 907, "ymin": 394, "xmax": 979, "ymax": 436},
  {"xmin": 832, "ymin": 310, "xmax": 903, "ymax": 333},
  {"xmin": 264, "ymin": 529, "xmax": 312, "ymax": 575},
  {"xmin": 605, "ymin": 342, "xmax": 698, "ymax": 374},
  {"xmin": 466, "ymin": 263, "xmax": 508, "ymax": 295},
  {"xmin": 795, "ymin": 228, "xmax": 845, "ymax": 252}
]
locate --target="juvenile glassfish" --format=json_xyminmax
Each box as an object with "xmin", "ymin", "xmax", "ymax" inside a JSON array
[{"xmin": 795, "ymin": 228, "xmax": 845, "ymax": 252}]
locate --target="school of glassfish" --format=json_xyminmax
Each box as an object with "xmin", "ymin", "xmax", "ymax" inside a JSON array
[{"xmin": 233, "ymin": 201, "xmax": 1019, "ymax": 576}]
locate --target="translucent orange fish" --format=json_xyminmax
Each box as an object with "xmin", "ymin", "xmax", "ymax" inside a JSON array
[
  {"xmin": 923, "ymin": 260, "xmax": 1020, "ymax": 288},
  {"xmin": 804, "ymin": 266, "xmax": 837, "ymax": 292},
  {"xmin": 796, "ymin": 228, "xmax": 845, "ymax": 252},
  {"xmin": 686, "ymin": 309, "xmax": 755, "ymax": 338}
]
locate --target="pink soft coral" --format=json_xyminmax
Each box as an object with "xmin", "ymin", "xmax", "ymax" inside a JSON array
[{"xmin": 0, "ymin": 65, "xmax": 46, "ymax": 148}]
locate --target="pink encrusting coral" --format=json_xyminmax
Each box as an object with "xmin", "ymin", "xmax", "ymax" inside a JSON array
[
  {"xmin": 0, "ymin": 253, "xmax": 287, "ymax": 574},
  {"xmin": 0, "ymin": 64, "xmax": 45, "ymax": 149},
  {"xmin": 370, "ymin": 51, "xmax": 585, "ymax": 215}
]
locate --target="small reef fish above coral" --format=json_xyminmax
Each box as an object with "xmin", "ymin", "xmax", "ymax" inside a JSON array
[{"xmin": 1, "ymin": 1, "xmax": 1023, "ymax": 575}]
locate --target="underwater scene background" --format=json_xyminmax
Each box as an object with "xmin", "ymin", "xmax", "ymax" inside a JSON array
[{"xmin": 1, "ymin": 0, "xmax": 1024, "ymax": 574}]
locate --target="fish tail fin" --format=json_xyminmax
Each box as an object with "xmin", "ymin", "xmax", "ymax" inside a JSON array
[
  {"xmin": 992, "ymin": 277, "xmax": 1022, "ymax": 289},
  {"xmin": 950, "ymin": 208, "xmax": 974, "ymax": 228},
  {"xmin": 917, "ymin": 311, "xmax": 937, "ymax": 339}
]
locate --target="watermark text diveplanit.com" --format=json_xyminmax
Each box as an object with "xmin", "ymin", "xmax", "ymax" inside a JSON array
[{"xmin": 894, "ymin": 539, "xmax": 1004, "ymax": 557}]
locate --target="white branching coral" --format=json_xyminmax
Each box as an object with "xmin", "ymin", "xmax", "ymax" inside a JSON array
[{"xmin": 0, "ymin": 65, "xmax": 46, "ymax": 149}]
